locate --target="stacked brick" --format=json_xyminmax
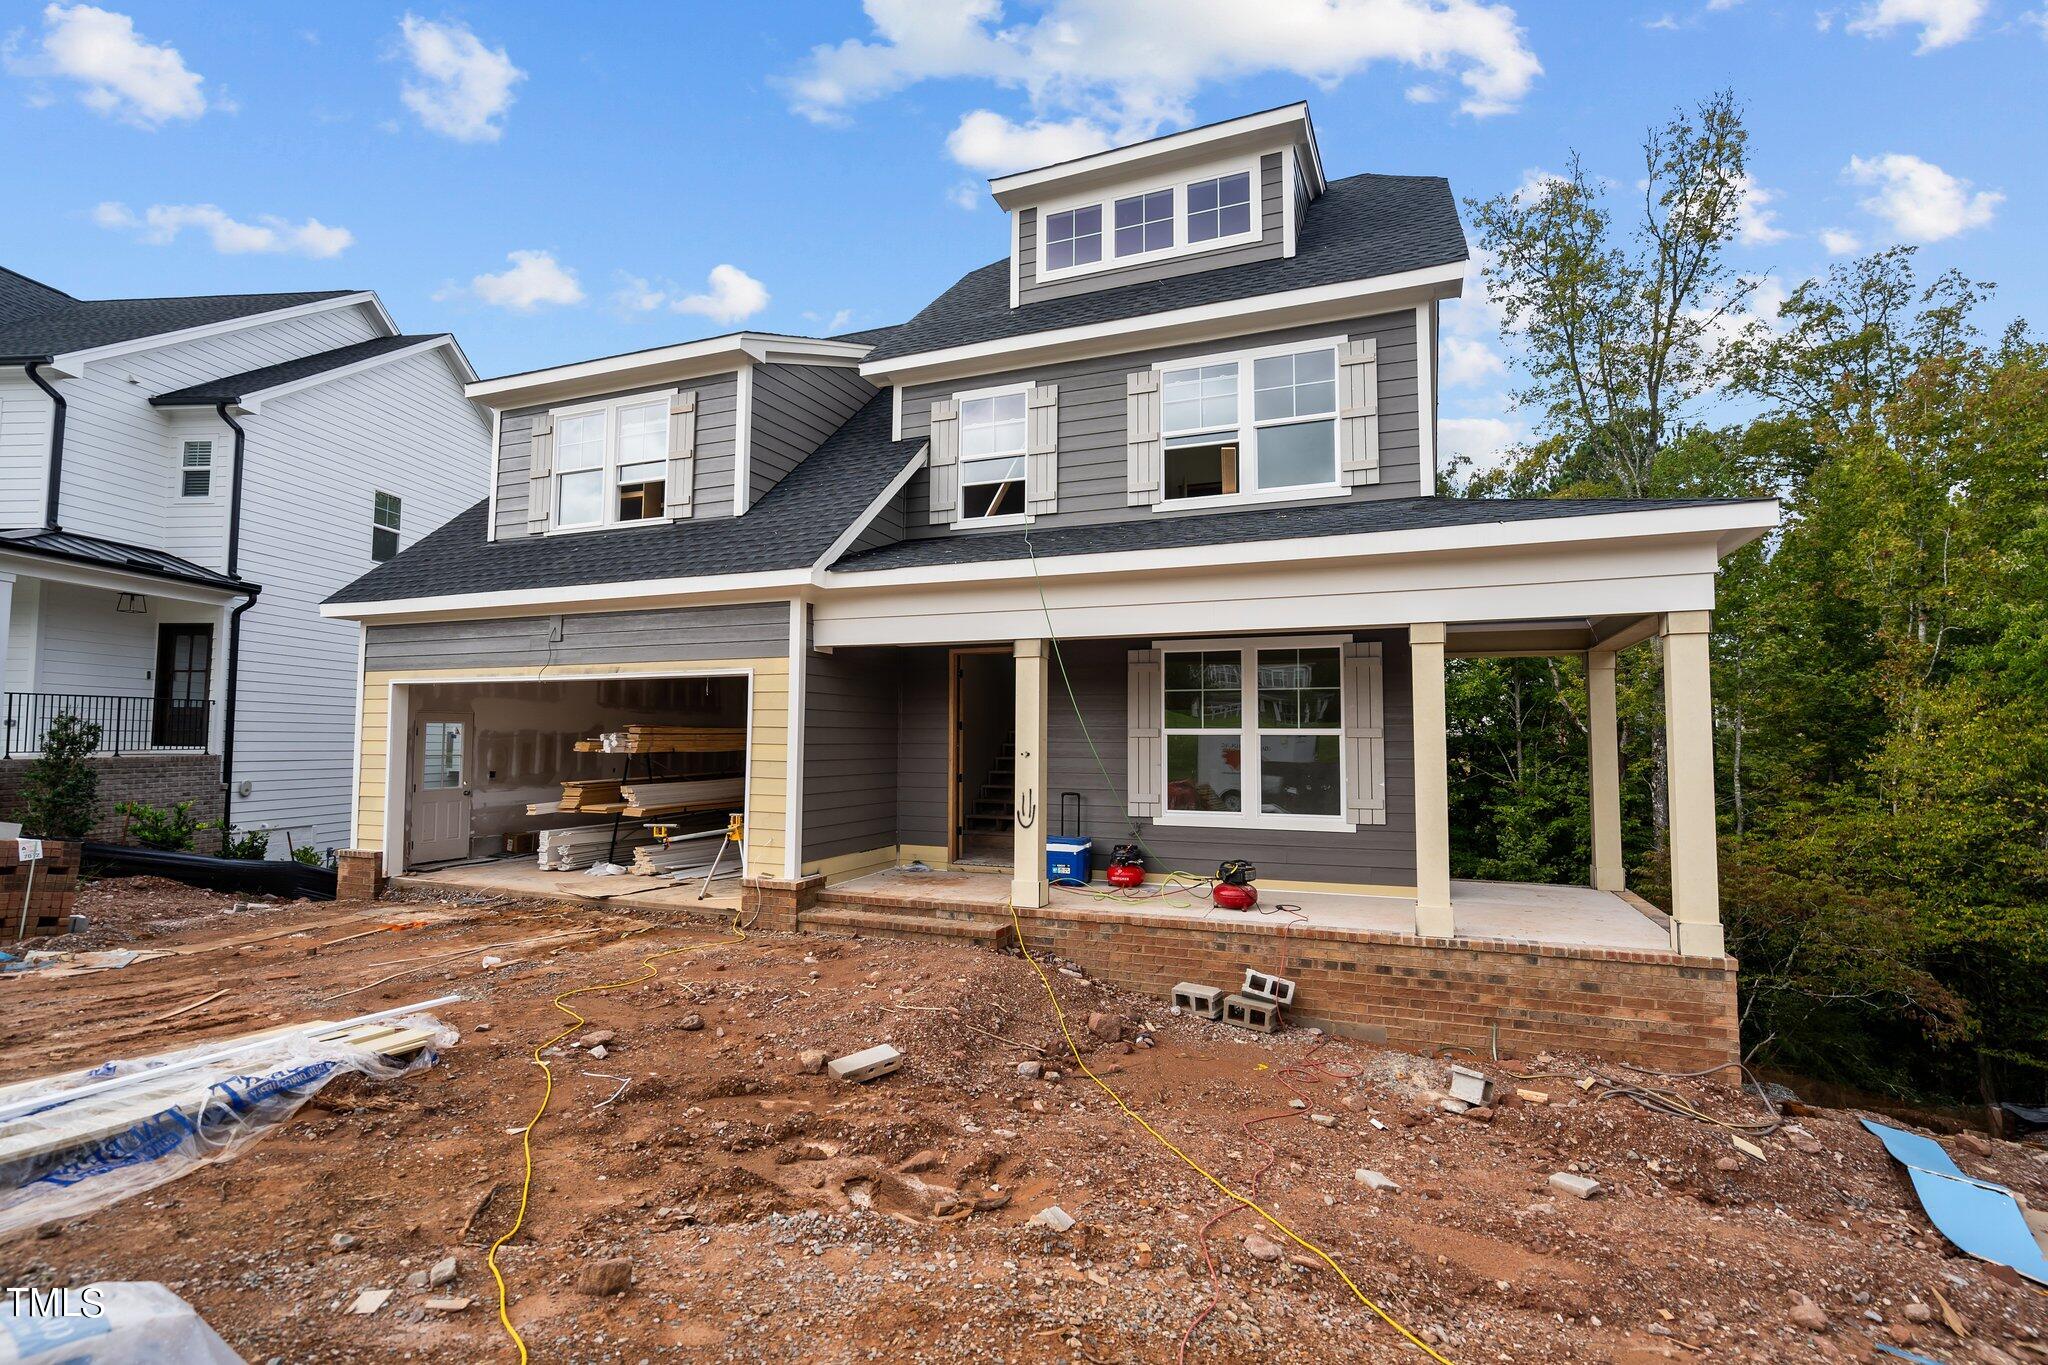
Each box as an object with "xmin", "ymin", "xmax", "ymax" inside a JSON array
[{"xmin": 0, "ymin": 839, "xmax": 80, "ymax": 938}]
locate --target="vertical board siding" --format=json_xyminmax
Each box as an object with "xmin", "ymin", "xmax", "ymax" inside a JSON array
[
  {"xmin": 491, "ymin": 372, "xmax": 740, "ymax": 539},
  {"xmin": 892, "ymin": 634, "xmax": 1417, "ymax": 886},
  {"xmin": 801, "ymin": 646, "xmax": 900, "ymax": 862},
  {"xmin": 1016, "ymin": 153, "xmax": 1286, "ymax": 307},
  {"xmin": 749, "ymin": 363, "xmax": 877, "ymax": 506},
  {"xmin": 354, "ymin": 653, "xmax": 792, "ymax": 878},
  {"xmin": 896, "ymin": 309, "xmax": 1421, "ymax": 534}
]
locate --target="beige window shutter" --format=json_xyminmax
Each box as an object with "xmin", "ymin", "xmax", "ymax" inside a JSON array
[
  {"xmin": 1342, "ymin": 640, "xmax": 1387, "ymax": 824},
  {"xmin": 928, "ymin": 398, "xmax": 960, "ymax": 523},
  {"xmin": 1126, "ymin": 648, "xmax": 1163, "ymax": 817},
  {"xmin": 667, "ymin": 389, "xmax": 697, "ymax": 517},
  {"xmin": 1125, "ymin": 370, "xmax": 1161, "ymax": 506},
  {"xmin": 1025, "ymin": 383, "xmax": 1059, "ymax": 516},
  {"xmin": 525, "ymin": 411, "xmax": 554, "ymax": 533},
  {"xmin": 1338, "ymin": 337, "xmax": 1381, "ymax": 487}
]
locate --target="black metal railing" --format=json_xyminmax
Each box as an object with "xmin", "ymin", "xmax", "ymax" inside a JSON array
[{"xmin": 2, "ymin": 693, "xmax": 214, "ymax": 758}]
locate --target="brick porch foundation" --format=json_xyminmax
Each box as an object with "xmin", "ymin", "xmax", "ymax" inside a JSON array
[{"xmin": 1010, "ymin": 903, "xmax": 1740, "ymax": 1075}]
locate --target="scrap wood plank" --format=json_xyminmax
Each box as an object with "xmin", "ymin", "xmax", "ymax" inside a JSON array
[{"xmin": 142, "ymin": 988, "xmax": 230, "ymax": 1026}]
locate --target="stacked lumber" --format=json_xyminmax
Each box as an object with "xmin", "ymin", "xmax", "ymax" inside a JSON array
[
  {"xmin": 616, "ymin": 775, "xmax": 744, "ymax": 817},
  {"xmin": 628, "ymin": 836, "xmax": 724, "ymax": 876},
  {"xmin": 537, "ymin": 824, "xmax": 658, "ymax": 871},
  {"xmin": 576, "ymin": 725, "xmax": 745, "ymax": 755},
  {"xmin": 557, "ymin": 778, "xmax": 624, "ymax": 810}
]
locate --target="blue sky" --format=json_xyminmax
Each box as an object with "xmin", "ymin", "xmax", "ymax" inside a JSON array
[{"xmin": 3, "ymin": 1, "xmax": 2040, "ymax": 469}]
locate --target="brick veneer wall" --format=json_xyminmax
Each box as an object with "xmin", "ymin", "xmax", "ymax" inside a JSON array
[
  {"xmin": 0, "ymin": 754, "xmax": 224, "ymax": 845},
  {"xmin": 0, "ymin": 839, "xmax": 80, "ymax": 937},
  {"xmin": 1013, "ymin": 904, "xmax": 1740, "ymax": 1075}
]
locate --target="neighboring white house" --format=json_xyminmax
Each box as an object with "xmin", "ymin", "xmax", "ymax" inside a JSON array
[{"xmin": 0, "ymin": 267, "xmax": 487, "ymax": 857}]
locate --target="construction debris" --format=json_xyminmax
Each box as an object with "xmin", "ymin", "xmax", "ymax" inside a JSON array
[
  {"xmin": 346, "ymin": 1289, "xmax": 392, "ymax": 1316},
  {"xmin": 1171, "ymin": 982, "xmax": 1224, "ymax": 1019},
  {"xmin": 1732, "ymin": 1134, "xmax": 1768, "ymax": 1161},
  {"xmin": 1448, "ymin": 1065, "xmax": 1496, "ymax": 1107},
  {"xmin": 828, "ymin": 1044, "xmax": 903, "ymax": 1083},
  {"xmin": 1221, "ymin": 993, "xmax": 1279, "ymax": 1034},
  {"xmin": 1549, "ymin": 1172, "xmax": 1603, "ymax": 1200},
  {"xmin": 1239, "ymin": 968, "xmax": 1297, "ymax": 1008},
  {"xmin": 1355, "ymin": 1169, "xmax": 1400, "ymax": 1192},
  {"xmin": 1027, "ymin": 1205, "xmax": 1076, "ymax": 1233}
]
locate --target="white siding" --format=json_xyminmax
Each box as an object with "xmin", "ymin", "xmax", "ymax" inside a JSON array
[
  {"xmin": 0, "ymin": 375, "xmax": 51, "ymax": 527},
  {"xmin": 230, "ymin": 347, "xmax": 488, "ymax": 854},
  {"xmin": 53, "ymin": 303, "xmax": 383, "ymax": 553}
]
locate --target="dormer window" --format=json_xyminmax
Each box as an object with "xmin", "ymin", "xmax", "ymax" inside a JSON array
[
  {"xmin": 1114, "ymin": 189, "xmax": 1174, "ymax": 257},
  {"xmin": 549, "ymin": 392, "xmax": 670, "ymax": 531},
  {"xmin": 1044, "ymin": 206, "xmax": 1102, "ymax": 271},
  {"xmin": 1188, "ymin": 172, "xmax": 1252, "ymax": 243}
]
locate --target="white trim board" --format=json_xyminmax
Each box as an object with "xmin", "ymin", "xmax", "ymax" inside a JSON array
[
  {"xmin": 44, "ymin": 292, "xmax": 394, "ymax": 378},
  {"xmin": 468, "ymin": 334, "xmax": 871, "ymax": 408},
  {"xmin": 990, "ymin": 103, "xmax": 1322, "ymax": 205},
  {"xmin": 157, "ymin": 336, "xmax": 475, "ymax": 415}
]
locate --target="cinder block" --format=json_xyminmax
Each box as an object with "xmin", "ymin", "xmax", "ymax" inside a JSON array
[
  {"xmin": 1448, "ymin": 1065, "xmax": 1495, "ymax": 1106},
  {"xmin": 1221, "ymin": 993, "xmax": 1280, "ymax": 1034},
  {"xmin": 1240, "ymin": 968, "xmax": 1297, "ymax": 1008},
  {"xmin": 1171, "ymin": 982, "xmax": 1224, "ymax": 1019},
  {"xmin": 827, "ymin": 1044, "xmax": 903, "ymax": 1083}
]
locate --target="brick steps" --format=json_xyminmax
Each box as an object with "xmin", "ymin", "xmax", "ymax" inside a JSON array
[{"xmin": 801, "ymin": 904, "xmax": 1015, "ymax": 950}]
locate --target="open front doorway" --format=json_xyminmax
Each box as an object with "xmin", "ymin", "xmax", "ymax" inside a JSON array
[{"xmin": 950, "ymin": 648, "xmax": 1014, "ymax": 867}]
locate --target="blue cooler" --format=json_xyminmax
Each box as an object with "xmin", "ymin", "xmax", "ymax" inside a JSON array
[{"xmin": 1046, "ymin": 837, "xmax": 1093, "ymax": 886}]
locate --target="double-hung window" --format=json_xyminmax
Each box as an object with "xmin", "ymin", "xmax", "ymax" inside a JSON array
[
  {"xmin": 956, "ymin": 388, "xmax": 1028, "ymax": 521},
  {"xmin": 1043, "ymin": 205, "xmax": 1102, "ymax": 271},
  {"xmin": 1157, "ymin": 338, "xmax": 1342, "ymax": 504},
  {"xmin": 551, "ymin": 394, "xmax": 670, "ymax": 530},
  {"xmin": 1162, "ymin": 639, "xmax": 1346, "ymax": 827},
  {"xmin": 179, "ymin": 439, "xmax": 213, "ymax": 498},
  {"xmin": 371, "ymin": 491, "xmax": 401, "ymax": 561}
]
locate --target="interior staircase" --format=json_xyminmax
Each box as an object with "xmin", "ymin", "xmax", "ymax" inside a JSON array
[{"xmin": 956, "ymin": 737, "xmax": 1013, "ymax": 865}]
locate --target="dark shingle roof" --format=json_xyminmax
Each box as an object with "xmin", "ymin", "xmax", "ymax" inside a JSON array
[
  {"xmin": 829, "ymin": 496, "xmax": 1769, "ymax": 574},
  {"xmin": 863, "ymin": 172, "xmax": 1467, "ymax": 364},
  {"xmin": 0, "ymin": 268, "xmax": 74, "ymax": 327},
  {"xmin": 0, "ymin": 527, "xmax": 254, "ymax": 593},
  {"xmin": 152, "ymin": 334, "xmax": 444, "ymax": 406},
  {"xmin": 0, "ymin": 285, "xmax": 358, "ymax": 363},
  {"xmin": 326, "ymin": 391, "xmax": 924, "ymax": 605}
]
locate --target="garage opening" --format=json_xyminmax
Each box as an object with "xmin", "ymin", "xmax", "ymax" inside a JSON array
[{"xmin": 396, "ymin": 673, "xmax": 750, "ymax": 899}]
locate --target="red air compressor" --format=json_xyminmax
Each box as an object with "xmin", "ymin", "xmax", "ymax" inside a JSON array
[
  {"xmin": 1211, "ymin": 860, "xmax": 1258, "ymax": 911},
  {"xmin": 1106, "ymin": 843, "xmax": 1146, "ymax": 889}
]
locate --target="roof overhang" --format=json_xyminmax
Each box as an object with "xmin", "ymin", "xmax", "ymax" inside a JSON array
[
  {"xmin": 0, "ymin": 545, "xmax": 253, "ymax": 604},
  {"xmin": 861, "ymin": 259, "xmax": 1466, "ymax": 387},
  {"xmin": 988, "ymin": 103, "xmax": 1324, "ymax": 210},
  {"xmin": 466, "ymin": 333, "xmax": 874, "ymax": 410},
  {"xmin": 319, "ymin": 568, "xmax": 813, "ymax": 625},
  {"xmin": 152, "ymin": 335, "xmax": 476, "ymax": 414},
  {"xmin": 33, "ymin": 291, "xmax": 393, "ymax": 379}
]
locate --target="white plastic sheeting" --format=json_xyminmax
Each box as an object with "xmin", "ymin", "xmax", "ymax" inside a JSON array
[{"xmin": 0, "ymin": 1282, "xmax": 244, "ymax": 1364}]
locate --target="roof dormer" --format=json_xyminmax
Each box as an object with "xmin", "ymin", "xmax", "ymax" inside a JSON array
[{"xmin": 990, "ymin": 103, "xmax": 1325, "ymax": 310}]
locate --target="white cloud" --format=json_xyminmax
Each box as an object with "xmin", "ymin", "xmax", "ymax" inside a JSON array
[
  {"xmin": 440, "ymin": 250, "xmax": 584, "ymax": 311},
  {"xmin": 1440, "ymin": 415, "xmax": 1517, "ymax": 471},
  {"xmin": 1846, "ymin": 0, "xmax": 1987, "ymax": 49},
  {"xmin": 1404, "ymin": 82, "xmax": 1444, "ymax": 102},
  {"xmin": 1820, "ymin": 227, "xmax": 1861, "ymax": 254},
  {"xmin": 945, "ymin": 110, "xmax": 1112, "ymax": 175},
  {"xmin": 1734, "ymin": 174, "xmax": 1792, "ymax": 246},
  {"xmin": 1440, "ymin": 334, "xmax": 1506, "ymax": 389},
  {"xmin": 13, "ymin": 4, "xmax": 208, "ymax": 127},
  {"xmin": 1511, "ymin": 166, "xmax": 1566, "ymax": 204},
  {"xmin": 93, "ymin": 201, "xmax": 353, "ymax": 257},
  {"xmin": 804, "ymin": 307, "xmax": 859, "ymax": 333},
  {"xmin": 612, "ymin": 265, "xmax": 770, "ymax": 326},
  {"xmin": 947, "ymin": 181, "xmax": 983, "ymax": 211},
  {"xmin": 1844, "ymin": 152, "xmax": 2001, "ymax": 241},
  {"xmin": 783, "ymin": 0, "xmax": 1544, "ymax": 132},
  {"xmin": 395, "ymin": 14, "xmax": 524, "ymax": 143}
]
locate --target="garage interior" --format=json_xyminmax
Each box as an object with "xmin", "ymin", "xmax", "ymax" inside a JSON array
[{"xmin": 397, "ymin": 674, "xmax": 751, "ymax": 904}]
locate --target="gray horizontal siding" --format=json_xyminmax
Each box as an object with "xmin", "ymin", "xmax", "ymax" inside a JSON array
[
  {"xmin": 898, "ymin": 309, "xmax": 1422, "ymax": 534},
  {"xmin": 490, "ymin": 372, "xmax": 740, "ymax": 540},
  {"xmin": 749, "ymin": 363, "xmax": 877, "ymax": 507},
  {"xmin": 802, "ymin": 646, "xmax": 900, "ymax": 861},
  {"xmin": 844, "ymin": 485, "xmax": 906, "ymax": 556},
  {"xmin": 887, "ymin": 636, "xmax": 1415, "ymax": 885},
  {"xmin": 365, "ymin": 601, "xmax": 790, "ymax": 672},
  {"xmin": 1017, "ymin": 152, "xmax": 1285, "ymax": 307}
]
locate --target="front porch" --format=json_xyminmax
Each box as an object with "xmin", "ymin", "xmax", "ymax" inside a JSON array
[{"xmin": 823, "ymin": 866, "xmax": 1675, "ymax": 954}]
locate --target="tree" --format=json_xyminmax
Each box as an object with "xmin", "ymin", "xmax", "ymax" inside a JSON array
[
  {"xmin": 1467, "ymin": 90, "xmax": 1754, "ymax": 497},
  {"xmin": 17, "ymin": 713, "xmax": 103, "ymax": 840}
]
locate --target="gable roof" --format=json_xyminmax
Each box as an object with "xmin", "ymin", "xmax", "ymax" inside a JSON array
[
  {"xmin": 151, "ymin": 333, "xmax": 453, "ymax": 407},
  {"xmin": 828, "ymin": 496, "xmax": 1772, "ymax": 575},
  {"xmin": 326, "ymin": 390, "xmax": 924, "ymax": 606},
  {"xmin": 0, "ymin": 284, "xmax": 360, "ymax": 363},
  {"xmin": 0, "ymin": 268, "xmax": 74, "ymax": 327},
  {"xmin": 862, "ymin": 171, "xmax": 1466, "ymax": 365}
]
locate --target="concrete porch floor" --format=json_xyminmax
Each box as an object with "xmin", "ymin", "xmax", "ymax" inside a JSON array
[
  {"xmin": 396, "ymin": 855, "xmax": 744, "ymax": 913},
  {"xmin": 827, "ymin": 868, "xmax": 1675, "ymax": 953}
]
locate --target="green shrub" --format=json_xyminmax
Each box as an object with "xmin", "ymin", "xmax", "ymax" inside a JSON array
[
  {"xmin": 289, "ymin": 844, "xmax": 326, "ymax": 868},
  {"xmin": 116, "ymin": 800, "xmax": 205, "ymax": 852},
  {"xmin": 218, "ymin": 825, "xmax": 270, "ymax": 860},
  {"xmin": 18, "ymin": 713, "xmax": 102, "ymax": 840}
]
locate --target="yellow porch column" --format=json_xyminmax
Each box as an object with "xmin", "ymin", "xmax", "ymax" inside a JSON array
[
  {"xmin": 1410, "ymin": 623, "xmax": 1454, "ymax": 937},
  {"xmin": 1586, "ymin": 649, "xmax": 1625, "ymax": 892},
  {"xmin": 1661, "ymin": 612, "xmax": 1724, "ymax": 957},
  {"xmin": 1011, "ymin": 639, "xmax": 1051, "ymax": 909}
]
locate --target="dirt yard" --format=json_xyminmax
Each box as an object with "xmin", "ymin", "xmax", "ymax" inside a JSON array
[{"xmin": 2, "ymin": 876, "xmax": 2045, "ymax": 1363}]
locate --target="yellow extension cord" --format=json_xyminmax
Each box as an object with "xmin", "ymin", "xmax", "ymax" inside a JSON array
[
  {"xmin": 486, "ymin": 912, "xmax": 750, "ymax": 1363},
  {"xmin": 1004, "ymin": 898, "xmax": 1455, "ymax": 1364}
]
